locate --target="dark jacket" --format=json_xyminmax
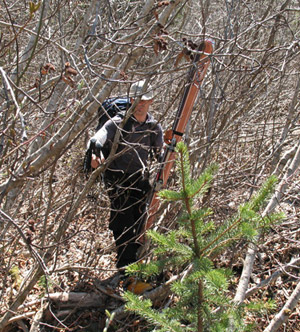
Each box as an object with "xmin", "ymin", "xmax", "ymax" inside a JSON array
[{"xmin": 92, "ymin": 113, "xmax": 163, "ymax": 174}]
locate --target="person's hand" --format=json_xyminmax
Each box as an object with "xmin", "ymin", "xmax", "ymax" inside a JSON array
[{"xmin": 91, "ymin": 154, "xmax": 101, "ymax": 169}]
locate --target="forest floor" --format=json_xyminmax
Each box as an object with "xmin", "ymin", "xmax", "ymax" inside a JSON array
[{"xmin": 2, "ymin": 179, "xmax": 300, "ymax": 332}]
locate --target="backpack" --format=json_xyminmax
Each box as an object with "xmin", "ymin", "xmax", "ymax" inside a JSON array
[
  {"xmin": 96, "ymin": 97, "xmax": 131, "ymax": 131},
  {"xmin": 96, "ymin": 97, "xmax": 136, "ymax": 159}
]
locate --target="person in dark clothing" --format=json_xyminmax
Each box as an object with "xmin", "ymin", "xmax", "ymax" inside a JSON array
[{"xmin": 89, "ymin": 80, "xmax": 163, "ymax": 268}]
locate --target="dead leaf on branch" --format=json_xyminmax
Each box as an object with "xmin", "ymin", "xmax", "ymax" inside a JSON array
[
  {"xmin": 153, "ymin": 36, "xmax": 168, "ymax": 55},
  {"xmin": 174, "ymin": 38, "xmax": 199, "ymax": 67},
  {"xmin": 152, "ymin": 25, "xmax": 169, "ymax": 55},
  {"xmin": 153, "ymin": 9, "xmax": 159, "ymax": 21},
  {"xmin": 65, "ymin": 62, "xmax": 78, "ymax": 76},
  {"xmin": 152, "ymin": 1, "xmax": 171, "ymax": 20},
  {"xmin": 120, "ymin": 70, "xmax": 128, "ymax": 81},
  {"xmin": 61, "ymin": 74, "xmax": 75, "ymax": 88},
  {"xmin": 40, "ymin": 63, "xmax": 56, "ymax": 75},
  {"xmin": 61, "ymin": 62, "xmax": 78, "ymax": 88},
  {"xmin": 157, "ymin": 1, "xmax": 171, "ymax": 7}
]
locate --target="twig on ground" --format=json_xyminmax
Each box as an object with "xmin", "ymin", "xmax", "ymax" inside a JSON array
[{"xmin": 245, "ymin": 257, "xmax": 300, "ymax": 299}]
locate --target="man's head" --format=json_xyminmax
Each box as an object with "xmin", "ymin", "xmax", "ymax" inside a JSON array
[{"xmin": 129, "ymin": 80, "xmax": 154, "ymax": 120}]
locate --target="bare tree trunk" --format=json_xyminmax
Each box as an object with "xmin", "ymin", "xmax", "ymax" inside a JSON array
[
  {"xmin": 233, "ymin": 243, "xmax": 257, "ymax": 304},
  {"xmin": 271, "ymin": 76, "xmax": 300, "ymax": 172},
  {"xmin": 266, "ymin": 138, "xmax": 300, "ymax": 212},
  {"xmin": 263, "ymin": 280, "xmax": 300, "ymax": 332}
]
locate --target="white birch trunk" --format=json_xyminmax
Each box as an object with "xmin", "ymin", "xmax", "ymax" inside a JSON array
[{"xmin": 263, "ymin": 281, "xmax": 300, "ymax": 332}]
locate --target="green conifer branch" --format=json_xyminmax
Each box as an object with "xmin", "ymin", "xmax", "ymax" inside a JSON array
[
  {"xmin": 124, "ymin": 292, "xmax": 185, "ymax": 332},
  {"xmin": 124, "ymin": 143, "xmax": 280, "ymax": 331},
  {"xmin": 199, "ymin": 217, "xmax": 242, "ymax": 257},
  {"xmin": 176, "ymin": 143, "xmax": 201, "ymax": 257}
]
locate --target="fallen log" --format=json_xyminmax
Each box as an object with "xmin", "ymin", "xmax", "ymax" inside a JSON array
[{"xmin": 48, "ymin": 292, "xmax": 107, "ymax": 309}]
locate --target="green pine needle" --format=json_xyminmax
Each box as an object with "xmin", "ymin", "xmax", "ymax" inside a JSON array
[
  {"xmin": 158, "ymin": 189, "xmax": 186, "ymax": 201},
  {"xmin": 248, "ymin": 175, "xmax": 277, "ymax": 212},
  {"xmin": 124, "ymin": 292, "xmax": 184, "ymax": 332}
]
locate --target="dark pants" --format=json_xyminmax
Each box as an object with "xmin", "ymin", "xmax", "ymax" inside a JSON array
[{"xmin": 104, "ymin": 170, "xmax": 150, "ymax": 268}]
